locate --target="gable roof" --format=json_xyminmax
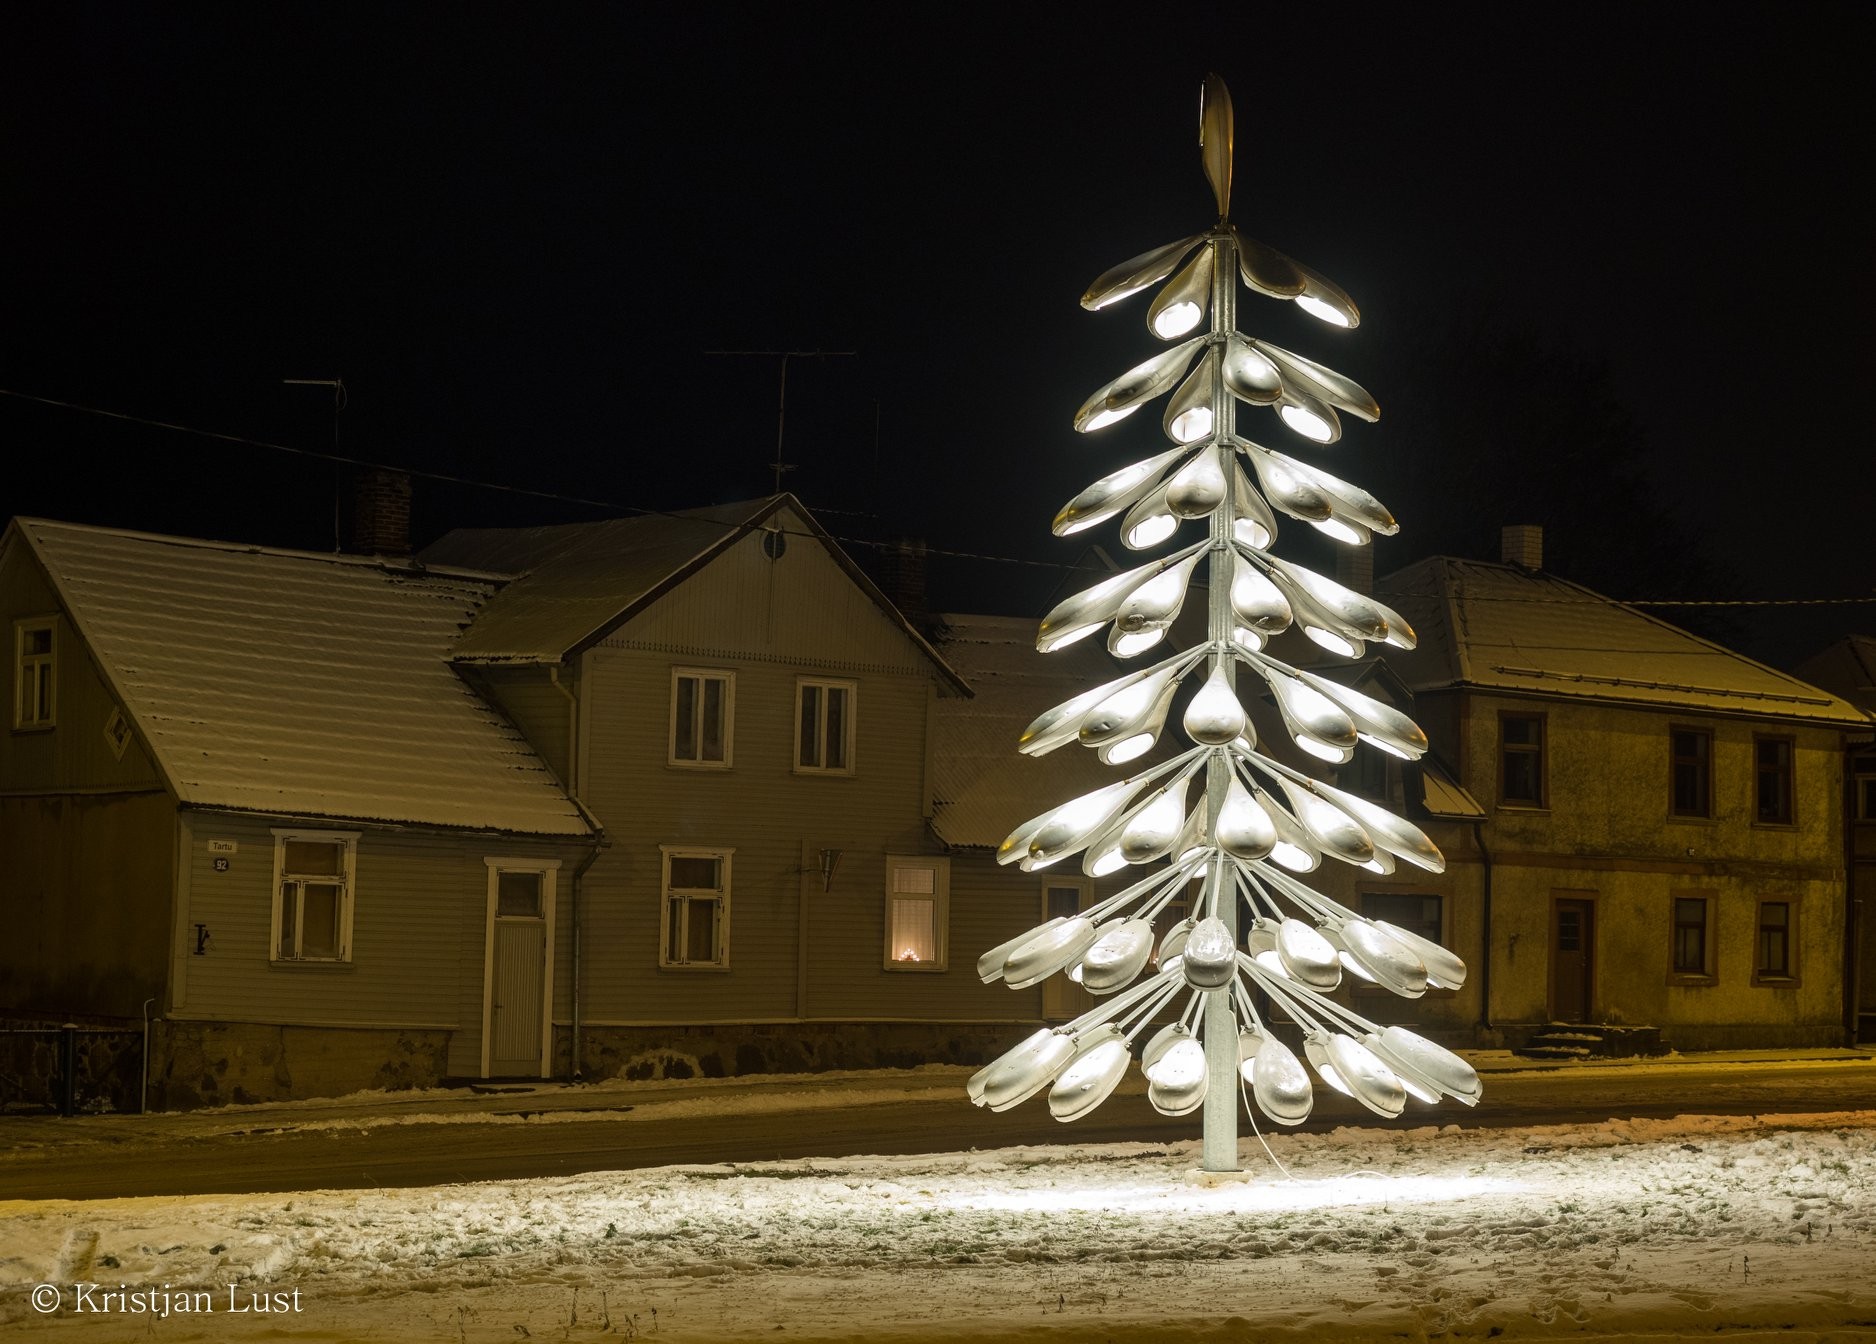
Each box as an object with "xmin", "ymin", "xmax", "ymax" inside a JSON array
[
  {"xmin": 11, "ymin": 519, "xmax": 589, "ymax": 837},
  {"xmin": 1377, "ymin": 556, "xmax": 1869, "ymax": 727},
  {"xmin": 1794, "ymin": 635, "xmax": 1876, "ymax": 717},
  {"xmin": 422, "ymin": 494, "xmax": 969, "ymax": 694}
]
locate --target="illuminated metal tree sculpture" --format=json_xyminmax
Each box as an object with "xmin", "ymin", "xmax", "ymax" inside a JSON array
[{"xmin": 969, "ymin": 76, "xmax": 1480, "ymax": 1174}]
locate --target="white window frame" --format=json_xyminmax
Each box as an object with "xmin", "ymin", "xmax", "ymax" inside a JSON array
[
  {"xmin": 479, "ymin": 857, "xmax": 562, "ymax": 1079},
  {"xmin": 13, "ymin": 616, "xmax": 57, "ymax": 731},
  {"xmin": 659, "ymin": 845, "xmax": 733, "ymax": 969},
  {"xmin": 884, "ymin": 854, "xmax": 951, "ymax": 971},
  {"xmin": 795, "ymin": 677, "xmax": 857, "ymax": 775},
  {"xmin": 668, "ymin": 667, "xmax": 735, "ymax": 769},
  {"xmin": 269, "ymin": 829, "xmax": 360, "ymax": 964}
]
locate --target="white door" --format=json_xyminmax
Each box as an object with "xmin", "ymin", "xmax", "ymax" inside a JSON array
[{"xmin": 485, "ymin": 866, "xmax": 553, "ymax": 1077}]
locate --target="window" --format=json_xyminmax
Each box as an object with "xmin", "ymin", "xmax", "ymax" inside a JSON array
[
  {"xmin": 1669, "ymin": 893, "xmax": 1713, "ymax": 979},
  {"xmin": 1857, "ymin": 751, "xmax": 1876, "ymax": 824},
  {"xmin": 1753, "ymin": 736, "xmax": 1794, "ymax": 825},
  {"xmin": 1670, "ymin": 727, "xmax": 1712, "ymax": 818},
  {"xmin": 669, "ymin": 668, "xmax": 733, "ymax": 767},
  {"xmin": 497, "ymin": 869, "xmax": 543, "ymax": 917},
  {"xmin": 796, "ymin": 678, "xmax": 856, "ymax": 774},
  {"xmin": 1342, "ymin": 742, "xmax": 1394, "ymax": 803},
  {"xmin": 1361, "ymin": 891, "xmax": 1443, "ymax": 948},
  {"xmin": 660, "ymin": 846, "xmax": 731, "ymax": 968},
  {"xmin": 1755, "ymin": 901, "xmax": 1794, "ymax": 981},
  {"xmin": 1498, "ymin": 712, "xmax": 1545, "ymax": 807},
  {"xmin": 885, "ymin": 855, "xmax": 951, "ymax": 970},
  {"xmin": 271, "ymin": 830, "xmax": 359, "ymax": 963},
  {"xmin": 13, "ymin": 618, "xmax": 56, "ymax": 730}
]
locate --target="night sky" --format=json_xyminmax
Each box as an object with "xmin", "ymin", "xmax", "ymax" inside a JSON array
[{"xmin": 4, "ymin": 5, "xmax": 1870, "ymax": 662}]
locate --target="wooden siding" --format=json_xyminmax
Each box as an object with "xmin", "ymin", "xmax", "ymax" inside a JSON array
[
  {"xmin": 569, "ymin": 521, "xmax": 1012, "ymax": 1027},
  {"xmin": 461, "ymin": 665, "xmax": 573, "ymax": 783},
  {"xmin": 0, "ymin": 790, "xmax": 174, "ymax": 1016},
  {"xmin": 0, "ymin": 539, "xmax": 163, "ymax": 795},
  {"xmin": 171, "ymin": 812, "xmax": 577, "ymax": 1078},
  {"xmin": 604, "ymin": 510, "xmax": 932, "ymax": 676}
]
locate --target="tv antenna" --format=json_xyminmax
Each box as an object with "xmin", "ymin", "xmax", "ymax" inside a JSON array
[
  {"xmin": 283, "ymin": 377, "xmax": 347, "ymax": 550},
  {"xmin": 702, "ymin": 349, "xmax": 856, "ymax": 494}
]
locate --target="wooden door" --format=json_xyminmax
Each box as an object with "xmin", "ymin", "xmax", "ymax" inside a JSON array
[
  {"xmin": 1550, "ymin": 897, "xmax": 1595, "ymax": 1023},
  {"xmin": 489, "ymin": 872, "xmax": 547, "ymax": 1076}
]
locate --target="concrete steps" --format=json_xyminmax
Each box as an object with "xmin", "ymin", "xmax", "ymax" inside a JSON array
[{"xmin": 1513, "ymin": 1024, "xmax": 1671, "ymax": 1060}]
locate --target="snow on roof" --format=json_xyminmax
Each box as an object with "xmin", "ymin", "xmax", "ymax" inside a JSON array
[
  {"xmin": 424, "ymin": 495, "xmax": 969, "ymax": 693},
  {"xmin": 930, "ymin": 613, "xmax": 1130, "ymax": 849},
  {"xmin": 17, "ymin": 519, "xmax": 589, "ymax": 836},
  {"xmin": 1377, "ymin": 556, "xmax": 1870, "ymax": 726},
  {"xmin": 421, "ymin": 499, "xmax": 777, "ymax": 662}
]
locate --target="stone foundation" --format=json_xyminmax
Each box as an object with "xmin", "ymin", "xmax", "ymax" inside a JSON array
[
  {"xmin": 0, "ymin": 1015, "xmax": 145, "ymax": 1113},
  {"xmin": 149, "ymin": 1020, "xmax": 450, "ymax": 1110},
  {"xmin": 559, "ymin": 1021, "xmax": 1024, "ymax": 1083}
]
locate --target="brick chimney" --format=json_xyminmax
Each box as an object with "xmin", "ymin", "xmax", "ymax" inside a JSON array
[
  {"xmin": 1335, "ymin": 546, "xmax": 1374, "ymax": 595},
  {"xmin": 882, "ymin": 537, "xmax": 929, "ymax": 624},
  {"xmin": 1500, "ymin": 523, "xmax": 1543, "ymax": 571},
  {"xmin": 351, "ymin": 467, "xmax": 412, "ymax": 557}
]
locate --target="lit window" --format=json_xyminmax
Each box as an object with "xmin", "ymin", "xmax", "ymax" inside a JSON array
[
  {"xmin": 1755, "ymin": 901, "xmax": 1793, "ymax": 980},
  {"xmin": 669, "ymin": 668, "xmax": 734, "ymax": 767},
  {"xmin": 272, "ymin": 831, "xmax": 358, "ymax": 963},
  {"xmin": 796, "ymin": 678, "xmax": 856, "ymax": 774},
  {"xmin": 1670, "ymin": 728, "xmax": 1712, "ymax": 819},
  {"xmin": 1670, "ymin": 894, "xmax": 1712, "ymax": 978},
  {"xmin": 1856, "ymin": 752, "xmax": 1876, "ymax": 824},
  {"xmin": 1753, "ymin": 736, "xmax": 1794, "ymax": 825},
  {"xmin": 1498, "ymin": 712, "xmax": 1545, "ymax": 807},
  {"xmin": 13, "ymin": 618, "xmax": 56, "ymax": 730},
  {"xmin": 660, "ymin": 846, "xmax": 731, "ymax": 968},
  {"xmin": 885, "ymin": 856, "xmax": 950, "ymax": 969}
]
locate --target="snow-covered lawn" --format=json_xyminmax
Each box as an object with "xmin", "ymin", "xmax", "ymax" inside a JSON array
[{"xmin": 3, "ymin": 1111, "xmax": 1873, "ymax": 1341}]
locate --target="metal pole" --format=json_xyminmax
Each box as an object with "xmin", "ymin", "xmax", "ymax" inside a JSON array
[
  {"xmin": 58, "ymin": 1023, "xmax": 77, "ymax": 1117},
  {"xmin": 1200, "ymin": 226, "xmax": 1241, "ymax": 1174}
]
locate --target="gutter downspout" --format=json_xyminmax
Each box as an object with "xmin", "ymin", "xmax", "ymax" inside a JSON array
[
  {"xmin": 1472, "ymin": 816, "xmax": 1494, "ymax": 1038},
  {"xmin": 1846, "ymin": 733, "xmax": 1873, "ymax": 1047},
  {"xmin": 551, "ymin": 664, "xmax": 606, "ymax": 1082}
]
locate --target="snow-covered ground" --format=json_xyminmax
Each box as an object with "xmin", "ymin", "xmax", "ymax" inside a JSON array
[{"xmin": 3, "ymin": 1110, "xmax": 1872, "ymax": 1341}]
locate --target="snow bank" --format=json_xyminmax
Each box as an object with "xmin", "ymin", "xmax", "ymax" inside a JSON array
[{"xmin": 2, "ymin": 1110, "xmax": 1872, "ymax": 1341}]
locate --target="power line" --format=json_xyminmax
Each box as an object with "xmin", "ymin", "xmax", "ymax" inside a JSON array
[{"xmin": 8, "ymin": 385, "xmax": 1874, "ymax": 600}]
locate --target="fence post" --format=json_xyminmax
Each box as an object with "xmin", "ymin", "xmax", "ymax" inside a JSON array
[{"xmin": 58, "ymin": 1024, "xmax": 78, "ymax": 1117}]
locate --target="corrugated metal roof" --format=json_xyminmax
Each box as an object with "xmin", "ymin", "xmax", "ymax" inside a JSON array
[
  {"xmin": 930, "ymin": 613, "xmax": 1134, "ymax": 849},
  {"xmin": 1419, "ymin": 764, "xmax": 1486, "ymax": 819},
  {"xmin": 1377, "ymin": 557, "xmax": 1870, "ymax": 726},
  {"xmin": 424, "ymin": 495, "xmax": 970, "ymax": 694},
  {"xmin": 17, "ymin": 519, "xmax": 589, "ymax": 836}
]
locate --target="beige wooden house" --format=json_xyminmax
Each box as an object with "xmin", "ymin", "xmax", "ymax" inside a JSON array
[{"xmin": 0, "ymin": 496, "xmax": 1033, "ymax": 1105}]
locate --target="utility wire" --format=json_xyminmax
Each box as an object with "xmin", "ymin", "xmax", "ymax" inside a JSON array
[{"xmin": 7, "ymin": 386, "xmax": 1873, "ymax": 600}]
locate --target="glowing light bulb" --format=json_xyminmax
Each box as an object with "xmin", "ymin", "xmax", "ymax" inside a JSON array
[
  {"xmin": 1125, "ymin": 513, "xmax": 1178, "ymax": 549},
  {"xmin": 1168, "ymin": 405, "xmax": 1213, "ymax": 443},
  {"xmin": 1296, "ymin": 295, "xmax": 1350, "ymax": 326},
  {"xmin": 1280, "ymin": 404, "xmax": 1334, "ymax": 442},
  {"xmin": 1151, "ymin": 301, "xmax": 1202, "ymax": 339}
]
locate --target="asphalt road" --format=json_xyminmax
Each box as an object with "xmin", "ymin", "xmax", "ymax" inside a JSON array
[{"xmin": 3, "ymin": 1059, "xmax": 1873, "ymax": 1202}]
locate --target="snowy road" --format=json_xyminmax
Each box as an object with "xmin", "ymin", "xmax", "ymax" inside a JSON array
[
  {"xmin": 1, "ymin": 1055, "xmax": 1872, "ymax": 1200},
  {"xmin": 2, "ymin": 1110, "xmax": 1873, "ymax": 1342}
]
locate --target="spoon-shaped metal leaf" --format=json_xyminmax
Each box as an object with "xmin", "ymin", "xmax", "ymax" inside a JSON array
[{"xmin": 1081, "ymin": 234, "xmax": 1205, "ymax": 312}]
